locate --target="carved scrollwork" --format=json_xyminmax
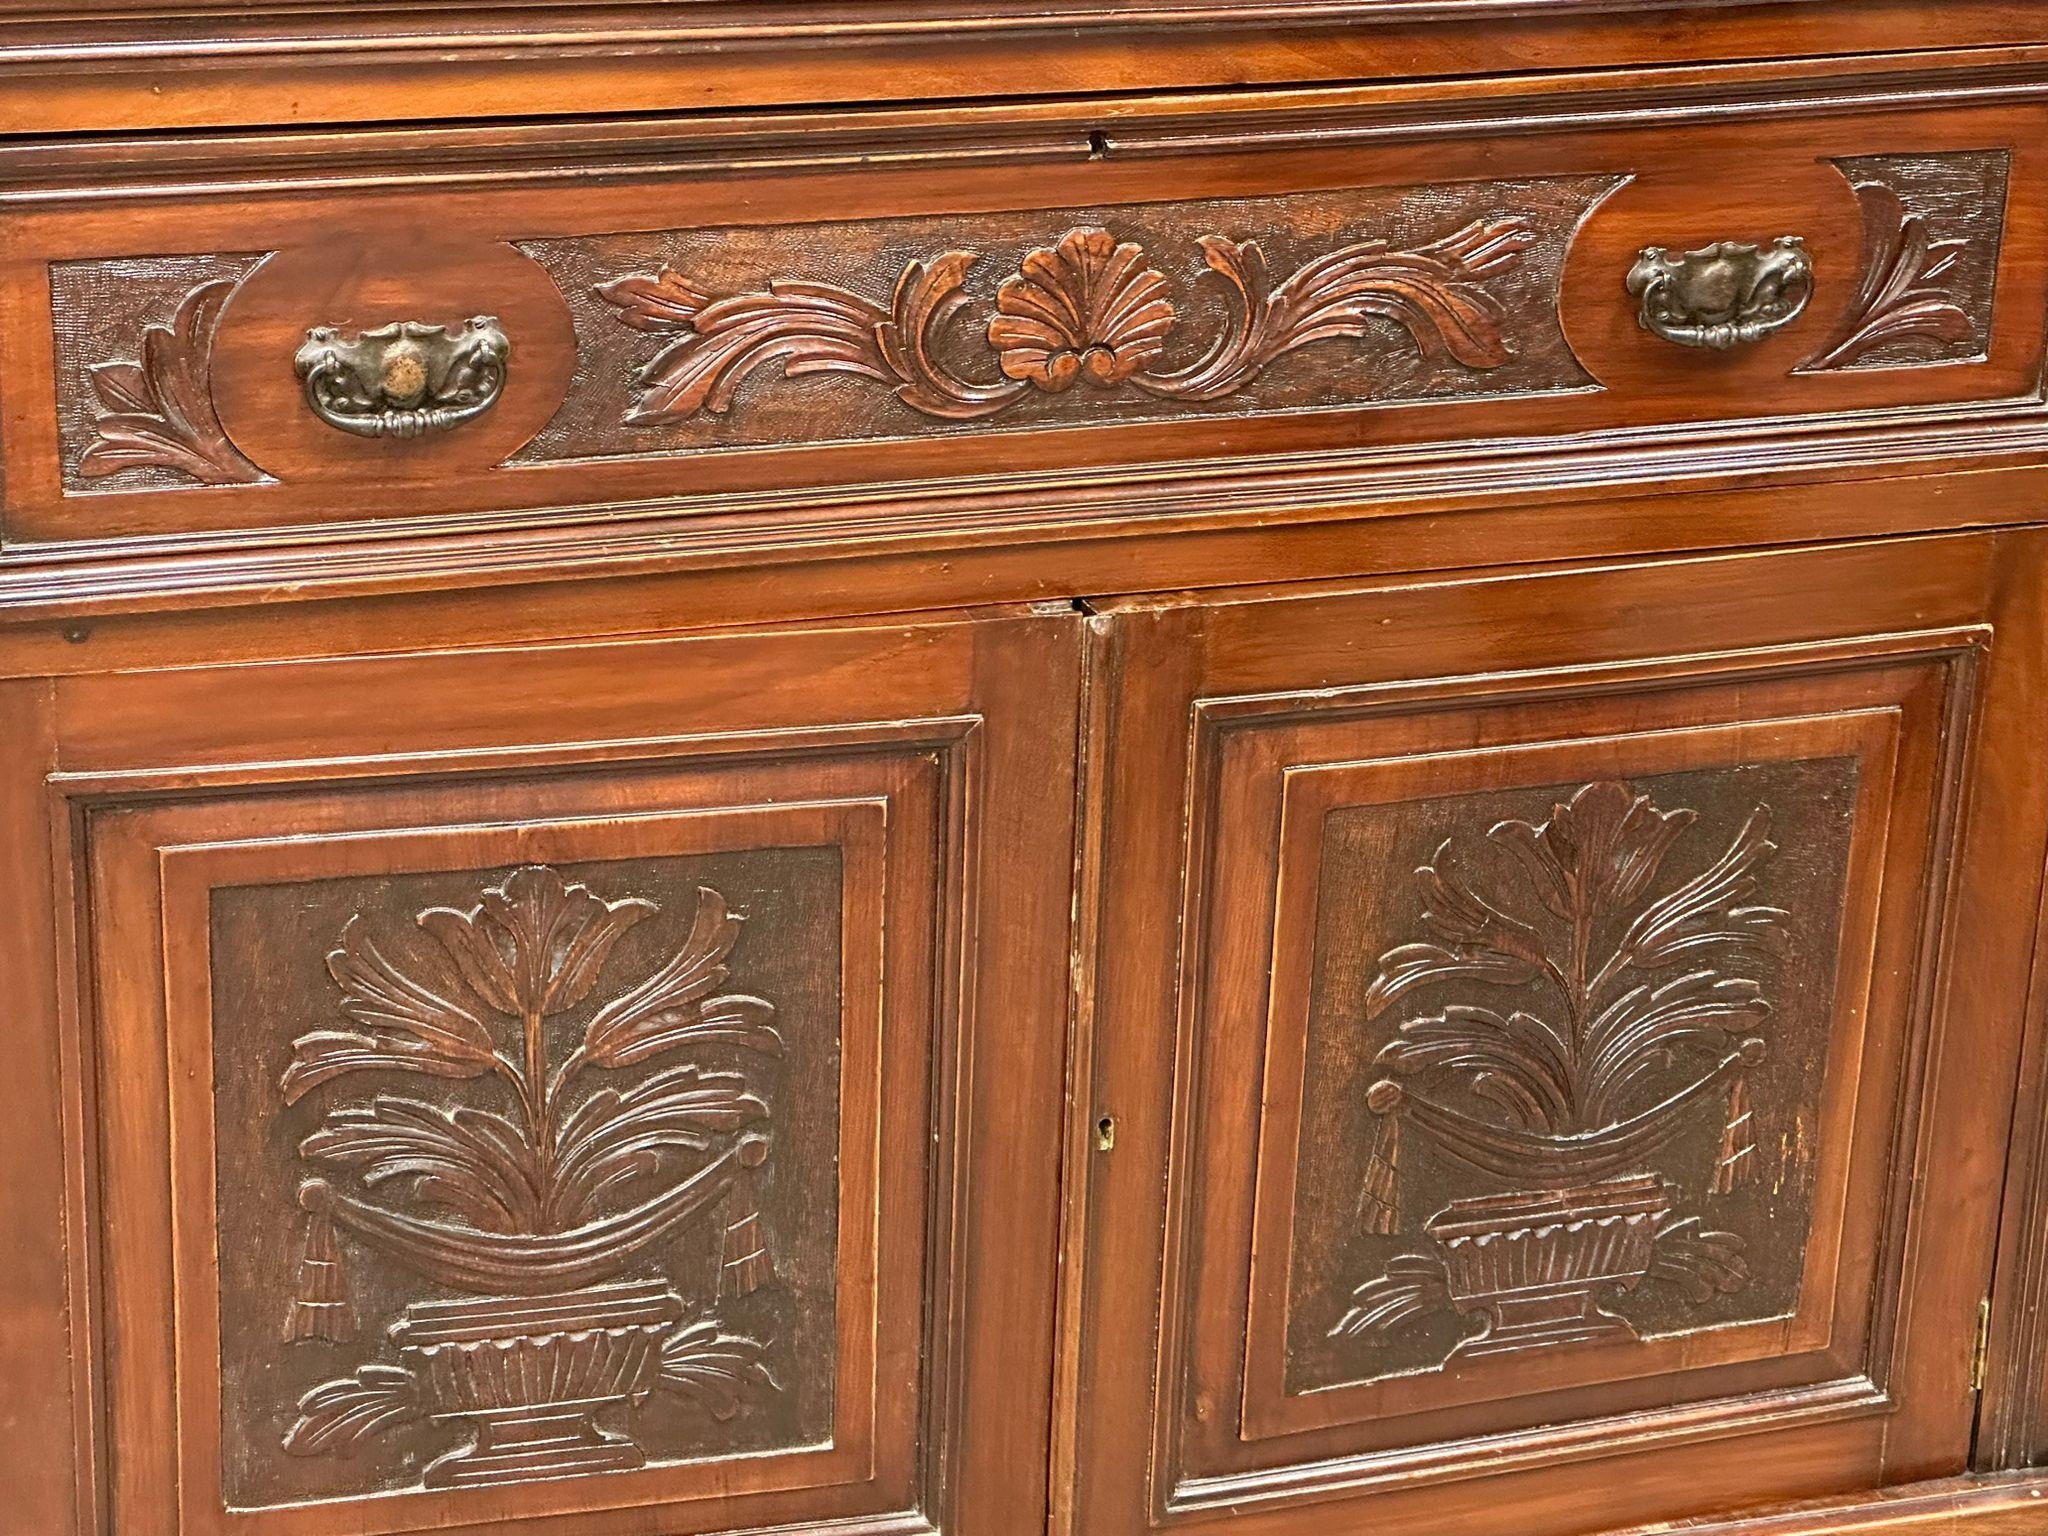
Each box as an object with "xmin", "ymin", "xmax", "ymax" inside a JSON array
[
  {"xmin": 277, "ymin": 866, "xmax": 783, "ymax": 1489},
  {"xmin": 1626, "ymin": 238, "xmax": 1815, "ymax": 350},
  {"xmin": 595, "ymin": 216, "xmax": 1538, "ymax": 426},
  {"xmin": 294, "ymin": 315, "xmax": 510, "ymax": 439},
  {"xmin": 1331, "ymin": 781, "xmax": 1788, "ymax": 1366},
  {"xmin": 79, "ymin": 278, "xmax": 265, "ymax": 486}
]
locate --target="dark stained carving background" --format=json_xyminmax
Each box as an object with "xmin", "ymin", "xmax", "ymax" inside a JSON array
[
  {"xmin": 514, "ymin": 176, "xmax": 1618, "ymax": 463},
  {"xmin": 1284, "ymin": 758, "xmax": 1860, "ymax": 1393},
  {"xmin": 208, "ymin": 849, "xmax": 844, "ymax": 1510}
]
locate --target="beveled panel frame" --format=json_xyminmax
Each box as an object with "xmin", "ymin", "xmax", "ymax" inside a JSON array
[
  {"xmin": 1239, "ymin": 714, "xmax": 1900, "ymax": 1438},
  {"xmin": 1166, "ymin": 643, "xmax": 1963, "ymax": 1504},
  {"xmin": 91, "ymin": 758, "xmax": 929, "ymax": 1536}
]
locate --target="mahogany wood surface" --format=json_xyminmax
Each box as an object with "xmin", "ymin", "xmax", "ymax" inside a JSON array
[{"xmin": 5, "ymin": 7, "xmax": 2048, "ymax": 1536}]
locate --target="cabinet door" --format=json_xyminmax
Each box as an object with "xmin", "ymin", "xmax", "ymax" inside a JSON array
[
  {"xmin": 20, "ymin": 606, "xmax": 1078, "ymax": 1536},
  {"xmin": 1065, "ymin": 533, "xmax": 2048, "ymax": 1536}
]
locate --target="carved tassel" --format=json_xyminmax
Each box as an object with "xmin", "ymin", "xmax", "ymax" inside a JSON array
[
  {"xmin": 1712, "ymin": 1073, "xmax": 1758, "ymax": 1196},
  {"xmin": 721, "ymin": 1144, "xmax": 773, "ymax": 1298},
  {"xmin": 283, "ymin": 1207, "xmax": 355, "ymax": 1344},
  {"xmin": 1359, "ymin": 1112, "xmax": 1401, "ymax": 1236}
]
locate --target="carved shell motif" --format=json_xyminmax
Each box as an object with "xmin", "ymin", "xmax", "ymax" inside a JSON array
[
  {"xmin": 599, "ymin": 215, "xmax": 1538, "ymax": 426},
  {"xmin": 987, "ymin": 229, "xmax": 1177, "ymax": 391}
]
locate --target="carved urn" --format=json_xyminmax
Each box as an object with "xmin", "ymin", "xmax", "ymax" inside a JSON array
[
  {"xmin": 392, "ymin": 1279, "xmax": 686, "ymax": 1487},
  {"xmin": 1423, "ymin": 1174, "xmax": 1674, "ymax": 1358}
]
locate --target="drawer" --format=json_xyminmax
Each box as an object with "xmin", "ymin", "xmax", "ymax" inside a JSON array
[{"xmin": 5, "ymin": 57, "xmax": 2048, "ymax": 548}]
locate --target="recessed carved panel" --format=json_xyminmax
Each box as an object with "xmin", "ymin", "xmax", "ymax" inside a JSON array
[
  {"xmin": 51, "ymin": 255, "xmax": 269, "ymax": 491},
  {"xmin": 1286, "ymin": 763, "xmax": 1857, "ymax": 1392},
  {"xmin": 209, "ymin": 851, "xmax": 842, "ymax": 1509},
  {"xmin": 514, "ymin": 177, "xmax": 1617, "ymax": 462},
  {"xmin": 1803, "ymin": 151, "xmax": 2011, "ymax": 372}
]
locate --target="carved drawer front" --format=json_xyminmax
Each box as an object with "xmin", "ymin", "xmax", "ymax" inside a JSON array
[
  {"xmin": 4, "ymin": 70, "xmax": 2045, "ymax": 544},
  {"xmin": 1067, "ymin": 533, "xmax": 2048, "ymax": 1536},
  {"xmin": 46, "ymin": 609, "xmax": 1079, "ymax": 1536}
]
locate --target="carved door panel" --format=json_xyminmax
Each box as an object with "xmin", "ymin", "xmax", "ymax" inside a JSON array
[
  {"xmin": 52, "ymin": 607, "xmax": 1079, "ymax": 1536},
  {"xmin": 1064, "ymin": 533, "xmax": 2048, "ymax": 1536}
]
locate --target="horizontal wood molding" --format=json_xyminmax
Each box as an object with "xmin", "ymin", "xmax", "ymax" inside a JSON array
[
  {"xmin": 0, "ymin": 3, "xmax": 2039, "ymax": 133},
  {"xmin": 0, "ymin": 52, "xmax": 2044, "ymax": 201},
  {"xmin": 1611, "ymin": 1471, "xmax": 2048, "ymax": 1532}
]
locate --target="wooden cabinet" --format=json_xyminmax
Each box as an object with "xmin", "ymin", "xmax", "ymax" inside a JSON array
[{"xmin": 7, "ymin": 9, "xmax": 2048, "ymax": 1536}]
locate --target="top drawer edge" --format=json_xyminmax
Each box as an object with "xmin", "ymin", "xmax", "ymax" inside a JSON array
[{"xmin": 0, "ymin": 0, "xmax": 2039, "ymax": 136}]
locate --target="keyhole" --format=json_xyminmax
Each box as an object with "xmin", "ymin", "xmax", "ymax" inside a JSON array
[{"xmin": 1094, "ymin": 1115, "xmax": 1117, "ymax": 1153}]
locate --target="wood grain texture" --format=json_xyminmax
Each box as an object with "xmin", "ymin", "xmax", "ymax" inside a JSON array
[
  {"xmin": 0, "ymin": 2, "xmax": 2040, "ymax": 133},
  {"xmin": 8, "ymin": 10, "xmax": 2048, "ymax": 1536},
  {"xmin": 1613, "ymin": 1471, "xmax": 2048, "ymax": 1533}
]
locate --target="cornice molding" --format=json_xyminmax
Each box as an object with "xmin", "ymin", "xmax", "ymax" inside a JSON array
[
  {"xmin": 0, "ymin": 0, "xmax": 2029, "ymax": 137},
  {"xmin": 0, "ymin": 0, "xmax": 1824, "ymax": 58}
]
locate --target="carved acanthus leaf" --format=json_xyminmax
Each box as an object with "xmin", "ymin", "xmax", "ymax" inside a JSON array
[
  {"xmin": 1647, "ymin": 1217, "xmax": 1751, "ymax": 1302},
  {"xmin": 1368, "ymin": 781, "xmax": 1785, "ymax": 1137},
  {"xmin": 283, "ymin": 1365, "xmax": 423, "ymax": 1457},
  {"xmin": 656, "ymin": 1319, "xmax": 780, "ymax": 1421},
  {"xmin": 80, "ymin": 278, "xmax": 264, "ymax": 486},
  {"xmin": 1376, "ymin": 1003, "xmax": 1575, "ymax": 1134},
  {"xmin": 1329, "ymin": 1252, "xmax": 1452, "ymax": 1339},
  {"xmin": 281, "ymin": 867, "xmax": 779, "ymax": 1268},
  {"xmin": 1363, "ymin": 846, "xmax": 1550, "ymax": 1017},
  {"xmin": 419, "ymin": 865, "xmax": 655, "ymax": 1019},
  {"xmin": 548, "ymin": 1064, "xmax": 770, "ymax": 1229},
  {"xmin": 1139, "ymin": 216, "xmax": 1535, "ymax": 402},
  {"xmin": 597, "ymin": 216, "xmax": 1536, "ymax": 428},
  {"xmin": 299, "ymin": 1095, "xmax": 543, "ymax": 1235},
  {"xmin": 282, "ymin": 921, "xmax": 505, "ymax": 1104},
  {"xmin": 577, "ymin": 885, "xmax": 783, "ymax": 1070},
  {"xmin": 1806, "ymin": 182, "xmax": 1978, "ymax": 371}
]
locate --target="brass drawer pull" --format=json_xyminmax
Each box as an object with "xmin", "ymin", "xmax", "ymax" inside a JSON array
[
  {"xmin": 1625, "ymin": 238, "xmax": 1814, "ymax": 350},
  {"xmin": 294, "ymin": 316, "xmax": 510, "ymax": 438}
]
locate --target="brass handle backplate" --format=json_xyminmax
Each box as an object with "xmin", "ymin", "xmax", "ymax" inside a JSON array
[
  {"xmin": 294, "ymin": 316, "xmax": 510, "ymax": 439},
  {"xmin": 1625, "ymin": 238, "xmax": 1814, "ymax": 351}
]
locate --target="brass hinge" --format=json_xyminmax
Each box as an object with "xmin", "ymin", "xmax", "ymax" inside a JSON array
[{"xmin": 1971, "ymin": 1298, "xmax": 1992, "ymax": 1395}]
